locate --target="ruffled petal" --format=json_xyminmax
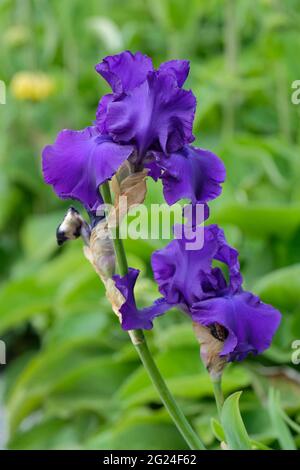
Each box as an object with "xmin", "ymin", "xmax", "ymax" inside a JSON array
[
  {"xmin": 42, "ymin": 126, "xmax": 133, "ymax": 211},
  {"xmin": 95, "ymin": 51, "xmax": 153, "ymax": 94},
  {"xmin": 151, "ymin": 225, "xmax": 232, "ymax": 307},
  {"xmin": 155, "ymin": 145, "xmax": 226, "ymax": 205},
  {"xmin": 113, "ymin": 268, "xmax": 170, "ymax": 330},
  {"xmin": 159, "ymin": 59, "xmax": 190, "ymax": 87},
  {"xmin": 191, "ymin": 291, "xmax": 281, "ymax": 361},
  {"xmin": 96, "ymin": 94, "xmax": 114, "ymax": 134},
  {"xmin": 102, "ymin": 70, "xmax": 196, "ymax": 156},
  {"xmin": 212, "ymin": 226, "xmax": 243, "ymax": 294}
]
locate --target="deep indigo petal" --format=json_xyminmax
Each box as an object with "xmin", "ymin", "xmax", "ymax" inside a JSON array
[
  {"xmin": 96, "ymin": 93, "xmax": 114, "ymax": 134},
  {"xmin": 113, "ymin": 268, "xmax": 170, "ymax": 330},
  {"xmin": 42, "ymin": 126, "xmax": 133, "ymax": 211},
  {"xmin": 151, "ymin": 225, "xmax": 236, "ymax": 307},
  {"xmin": 102, "ymin": 70, "xmax": 196, "ymax": 156},
  {"xmin": 155, "ymin": 146, "xmax": 226, "ymax": 205},
  {"xmin": 212, "ymin": 226, "xmax": 243, "ymax": 294},
  {"xmin": 159, "ymin": 59, "xmax": 190, "ymax": 87},
  {"xmin": 191, "ymin": 291, "xmax": 281, "ymax": 361},
  {"xmin": 95, "ymin": 51, "xmax": 153, "ymax": 94}
]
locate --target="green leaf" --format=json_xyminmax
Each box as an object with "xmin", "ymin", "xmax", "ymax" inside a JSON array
[
  {"xmin": 153, "ymin": 322, "xmax": 197, "ymax": 350},
  {"xmin": 280, "ymin": 409, "xmax": 300, "ymax": 435},
  {"xmin": 249, "ymin": 368, "xmax": 300, "ymax": 411},
  {"xmin": 20, "ymin": 211, "xmax": 64, "ymax": 262},
  {"xmin": 242, "ymin": 400, "xmax": 275, "ymax": 443},
  {"xmin": 254, "ymin": 264, "xmax": 300, "ymax": 311},
  {"xmin": 8, "ymin": 417, "xmax": 83, "ymax": 450},
  {"xmin": 118, "ymin": 347, "xmax": 251, "ymax": 407},
  {"xmin": 44, "ymin": 357, "xmax": 135, "ymax": 419},
  {"xmin": 0, "ymin": 276, "xmax": 53, "ymax": 335},
  {"xmin": 45, "ymin": 309, "xmax": 108, "ymax": 346},
  {"xmin": 194, "ymin": 415, "xmax": 214, "ymax": 446},
  {"xmin": 250, "ymin": 440, "xmax": 271, "ymax": 450},
  {"xmin": 0, "ymin": 174, "xmax": 22, "ymax": 231},
  {"xmin": 86, "ymin": 411, "xmax": 188, "ymax": 450},
  {"xmin": 211, "ymin": 203, "xmax": 300, "ymax": 239},
  {"xmin": 221, "ymin": 392, "xmax": 252, "ymax": 450},
  {"xmin": 0, "ymin": 243, "xmax": 106, "ymax": 335},
  {"xmin": 210, "ymin": 418, "xmax": 225, "ymax": 442},
  {"xmin": 7, "ymin": 339, "xmax": 118, "ymax": 433},
  {"xmin": 268, "ymin": 388, "xmax": 296, "ymax": 450}
]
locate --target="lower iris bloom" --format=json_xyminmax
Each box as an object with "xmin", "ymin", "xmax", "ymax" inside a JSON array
[
  {"xmin": 114, "ymin": 225, "xmax": 281, "ymax": 362},
  {"xmin": 42, "ymin": 51, "xmax": 225, "ymax": 212}
]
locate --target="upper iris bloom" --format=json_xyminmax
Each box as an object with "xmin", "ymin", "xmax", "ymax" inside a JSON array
[
  {"xmin": 42, "ymin": 51, "xmax": 225, "ymax": 211},
  {"xmin": 114, "ymin": 225, "xmax": 281, "ymax": 362}
]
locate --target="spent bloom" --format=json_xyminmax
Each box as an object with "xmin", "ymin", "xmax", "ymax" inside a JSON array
[
  {"xmin": 42, "ymin": 51, "xmax": 225, "ymax": 213},
  {"xmin": 114, "ymin": 225, "xmax": 281, "ymax": 363}
]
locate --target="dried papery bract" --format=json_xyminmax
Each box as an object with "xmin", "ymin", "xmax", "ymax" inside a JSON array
[
  {"xmin": 111, "ymin": 160, "xmax": 132, "ymax": 194},
  {"xmin": 83, "ymin": 227, "xmax": 126, "ymax": 323},
  {"xmin": 55, "ymin": 208, "xmax": 122, "ymax": 322},
  {"xmin": 69, "ymin": 166, "xmax": 147, "ymax": 326},
  {"xmin": 83, "ymin": 220, "xmax": 115, "ymax": 281},
  {"xmin": 110, "ymin": 167, "xmax": 148, "ymax": 228},
  {"xmin": 193, "ymin": 322, "xmax": 228, "ymax": 381}
]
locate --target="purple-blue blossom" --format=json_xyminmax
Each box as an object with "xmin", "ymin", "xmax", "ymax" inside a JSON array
[
  {"xmin": 113, "ymin": 225, "xmax": 281, "ymax": 362},
  {"xmin": 42, "ymin": 51, "xmax": 225, "ymax": 211}
]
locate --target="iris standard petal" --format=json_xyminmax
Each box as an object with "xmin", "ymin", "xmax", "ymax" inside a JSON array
[
  {"xmin": 96, "ymin": 93, "xmax": 114, "ymax": 134},
  {"xmin": 151, "ymin": 225, "xmax": 231, "ymax": 307},
  {"xmin": 102, "ymin": 70, "xmax": 196, "ymax": 156},
  {"xmin": 159, "ymin": 59, "xmax": 190, "ymax": 87},
  {"xmin": 212, "ymin": 226, "xmax": 243, "ymax": 294},
  {"xmin": 42, "ymin": 126, "xmax": 133, "ymax": 211},
  {"xmin": 95, "ymin": 50, "xmax": 153, "ymax": 94}
]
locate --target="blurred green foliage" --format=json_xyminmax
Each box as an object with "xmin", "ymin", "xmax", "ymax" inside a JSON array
[{"xmin": 0, "ymin": 0, "xmax": 300, "ymax": 450}]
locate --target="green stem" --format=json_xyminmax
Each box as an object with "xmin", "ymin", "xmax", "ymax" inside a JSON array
[
  {"xmin": 101, "ymin": 181, "xmax": 205, "ymax": 450},
  {"xmin": 135, "ymin": 340, "xmax": 205, "ymax": 450},
  {"xmin": 101, "ymin": 182, "xmax": 128, "ymax": 276},
  {"xmin": 212, "ymin": 378, "xmax": 224, "ymax": 419}
]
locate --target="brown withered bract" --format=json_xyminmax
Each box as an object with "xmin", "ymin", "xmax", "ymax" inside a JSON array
[
  {"xmin": 83, "ymin": 220, "xmax": 115, "ymax": 281},
  {"xmin": 110, "ymin": 164, "xmax": 148, "ymax": 228},
  {"xmin": 193, "ymin": 322, "xmax": 228, "ymax": 380}
]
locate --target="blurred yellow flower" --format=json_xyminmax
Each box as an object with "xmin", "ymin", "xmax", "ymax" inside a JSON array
[{"xmin": 11, "ymin": 72, "xmax": 55, "ymax": 101}]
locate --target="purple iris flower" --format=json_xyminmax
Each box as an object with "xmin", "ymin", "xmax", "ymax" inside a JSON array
[
  {"xmin": 42, "ymin": 51, "xmax": 225, "ymax": 211},
  {"xmin": 42, "ymin": 128, "xmax": 133, "ymax": 212},
  {"xmin": 113, "ymin": 225, "xmax": 281, "ymax": 362}
]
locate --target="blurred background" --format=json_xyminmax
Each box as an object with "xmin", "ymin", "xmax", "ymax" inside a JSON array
[{"xmin": 1, "ymin": 0, "xmax": 300, "ymax": 450}]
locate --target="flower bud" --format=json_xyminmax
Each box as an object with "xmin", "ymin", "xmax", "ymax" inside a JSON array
[{"xmin": 56, "ymin": 207, "xmax": 90, "ymax": 246}]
